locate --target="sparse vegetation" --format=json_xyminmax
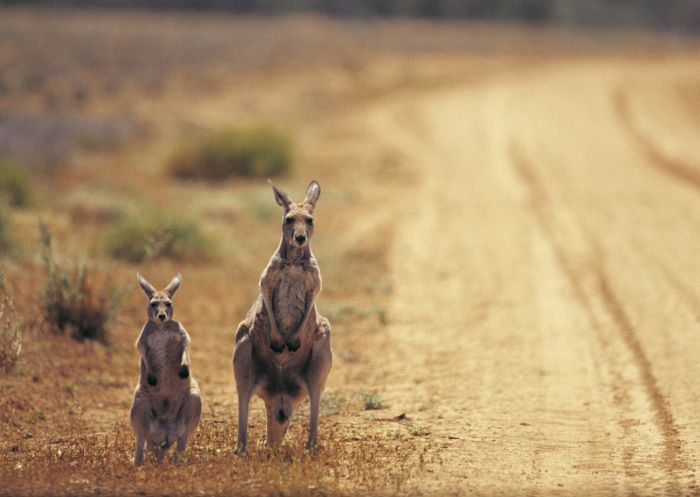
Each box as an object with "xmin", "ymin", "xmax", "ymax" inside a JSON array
[
  {"xmin": 102, "ymin": 209, "xmax": 214, "ymax": 263},
  {"xmin": 360, "ymin": 392, "xmax": 389, "ymax": 411},
  {"xmin": 2, "ymin": 419, "xmax": 423, "ymax": 495},
  {"xmin": 0, "ymin": 159, "xmax": 33, "ymax": 208},
  {"xmin": 320, "ymin": 394, "xmax": 346, "ymax": 416},
  {"xmin": 40, "ymin": 221, "xmax": 123, "ymax": 343},
  {"xmin": 401, "ymin": 421, "xmax": 430, "ymax": 437},
  {"xmin": 167, "ymin": 126, "xmax": 293, "ymax": 180},
  {"xmin": 0, "ymin": 208, "xmax": 10, "ymax": 253},
  {"xmin": 0, "ymin": 274, "xmax": 22, "ymax": 372}
]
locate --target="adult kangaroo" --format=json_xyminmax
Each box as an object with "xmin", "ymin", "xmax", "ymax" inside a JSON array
[{"xmin": 233, "ymin": 179, "xmax": 332, "ymax": 454}]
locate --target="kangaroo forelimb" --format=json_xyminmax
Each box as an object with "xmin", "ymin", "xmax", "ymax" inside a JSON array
[{"xmin": 262, "ymin": 290, "xmax": 285, "ymax": 353}]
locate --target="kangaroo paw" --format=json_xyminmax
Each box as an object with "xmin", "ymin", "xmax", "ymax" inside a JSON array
[
  {"xmin": 178, "ymin": 364, "xmax": 190, "ymax": 379},
  {"xmin": 147, "ymin": 374, "xmax": 157, "ymax": 386}
]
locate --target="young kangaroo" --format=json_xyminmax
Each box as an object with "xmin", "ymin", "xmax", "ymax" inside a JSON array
[
  {"xmin": 130, "ymin": 273, "xmax": 201, "ymax": 465},
  {"xmin": 233, "ymin": 180, "xmax": 332, "ymax": 454}
]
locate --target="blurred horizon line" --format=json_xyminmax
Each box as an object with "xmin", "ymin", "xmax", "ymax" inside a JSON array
[{"xmin": 1, "ymin": 0, "xmax": 700, "ymax": 33}]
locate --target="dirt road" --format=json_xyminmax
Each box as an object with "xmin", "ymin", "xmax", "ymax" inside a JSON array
[{"xmin": 360, "ymin": 59, "xmax": 700, "ymax": 495}]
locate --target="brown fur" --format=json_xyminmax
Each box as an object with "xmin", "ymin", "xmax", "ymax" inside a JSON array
[
  {"xmin": 233, "ymin": 180, "xmax": 332, "ymax": 453},
  {"xmin": 130, "ymin": 273, "xmax": 202, "ymax": 465}
]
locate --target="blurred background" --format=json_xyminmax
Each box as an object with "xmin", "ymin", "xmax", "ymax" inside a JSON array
[
  {"xmin": 1, "ymin": 1, "xmax": 699, "ymax": 496},
  {"xmin": 3, "ymin": 0, "xmax": 700, "ymax": 29}
]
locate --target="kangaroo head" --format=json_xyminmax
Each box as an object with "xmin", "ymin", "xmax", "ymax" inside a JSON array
[
  {"xmin": 270, "ymin": 179, "xmax": 321, "ymax": 250},
  {"xmin": 137, "ymin": 273, "xmax": 181, "ymax": 325}
]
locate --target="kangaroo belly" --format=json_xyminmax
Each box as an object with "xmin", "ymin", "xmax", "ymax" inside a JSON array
[
  {"xmin": 273, "ymin": 268, "xmax": 306, "ymax": 336},
  {"xmin": 251, "ymin": 346, "xmax": 307, "ymax": 399}
]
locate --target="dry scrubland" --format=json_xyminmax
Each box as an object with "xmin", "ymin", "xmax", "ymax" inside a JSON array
[{"xmin": 1, "ymin": 7, "xmax": 700, "ymax": 496}]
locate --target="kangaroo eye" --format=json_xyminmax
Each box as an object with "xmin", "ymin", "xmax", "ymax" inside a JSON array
[
  {"xmin": 165, "ymin": 302, "xmax": 171, "ymax": 308},
  {"xmin": 306, "ymin": 218, "xmax": 314, "ymax": 226},
  {"xmin": 285, "ymin": 218, "xmax": 294, "ymax": 225},
  {"xmin": 150, "ymin": 302, "xmax": 157, "ymax": 308}
]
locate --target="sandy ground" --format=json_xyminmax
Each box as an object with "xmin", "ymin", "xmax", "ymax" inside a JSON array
[
  {"xmin": 357, "ymin": 58, "xmax": 700, "ymax": 495},
  {"xmin": 2, "ymin": 10, "xmax": 700, "ymax": 496}
]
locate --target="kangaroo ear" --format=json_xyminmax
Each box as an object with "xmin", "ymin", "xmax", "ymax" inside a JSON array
[
  {"xmin": 164, "ymin": 273, "xmax": 181, "ymax": 297},
  {"xmin": 137, "ymin": 273, "xmax": 156, "ymax": 298},
  {"xmin": 269, "ymin": 179, "xmax": 292, "ymax": 211},
  {"xmin": 303, "ymin": 180, "xmax": 321, "ymax": 209}
]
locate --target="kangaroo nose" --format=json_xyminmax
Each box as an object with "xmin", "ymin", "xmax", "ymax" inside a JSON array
[
  {"xmin": 157, "ymin": 314, "xmax": 166, "ymax": 321},
  {"xmin": 295, "ymin": 234, "xmax": 306, "ymax": 244}
]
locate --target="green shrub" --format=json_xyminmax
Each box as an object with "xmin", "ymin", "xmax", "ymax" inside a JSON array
[
  {"xmin": 0, "ymin": 274, "xmax": 22, "ymax": 372},
  {"xmin": 167, "ymin": 125, "xmax": 292, "ymax": 180},
  {"xmin": 102, "ymin": 209, "xmax": 213, "ymax": 263},
  {"xmin": 0, "ymin": 209, "xmax": 9, "ymax": 253},
  {"xmin": 0, "ymin": 160, "xmax": 33, "ymax": 207},
  {"xmin": 40, "ymin": 221, "xmax": 122, "ymax": 343}
]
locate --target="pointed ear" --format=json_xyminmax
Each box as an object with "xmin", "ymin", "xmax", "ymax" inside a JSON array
[
  {"xmin": 137, "ymin": 273, "xmax": 156, "ymax": 298},
  {"xmin": 164, "ymin": 273, "xmax": 181, "ymax": 297},
  {"xmin": 303, "ymin": 180, "xmax": 321, "ymax": 209},
  {"xmin": 269, "ymin": 179, "xmax": 292, "ymax": 211}
]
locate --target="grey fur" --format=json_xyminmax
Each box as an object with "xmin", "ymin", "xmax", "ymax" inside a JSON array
[
  {"xmin": 233, "ymin": 180, "xmax": 332, "ymax": 453},
  {"xmin": 130, "ymin": 273, "xmax": 201, "ymax": 465}
]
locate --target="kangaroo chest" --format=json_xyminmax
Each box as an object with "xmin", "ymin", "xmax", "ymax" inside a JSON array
[
  {"xmin": 273, "ymin": 265, "xmax": 308, "ymax": 336},
  {"xmin": 146, "ymin": 330, "xmax": 183, "ymax": 375}
]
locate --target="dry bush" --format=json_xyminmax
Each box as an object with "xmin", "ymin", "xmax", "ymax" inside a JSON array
[
  {"xmin": 40, "ymin": 221, "xmax": 122, "ymax": 343},
  {"xmin": 167, "ymin": 125, "xmax": 293, "ymax": 180},
  {"xmin": 360, "ymin": 392, "xmax": 389, "ymax": 411},
  {"xmin": 0, "ymin": 159, "xmax": 33, "ymax": 208},
  {"xmin": 0, "ymin": 274, "xmax": 22, "ymax": 372},
  {"xmin": 102, "ymin": 209, "xmax": 215, "ymax": 263}
]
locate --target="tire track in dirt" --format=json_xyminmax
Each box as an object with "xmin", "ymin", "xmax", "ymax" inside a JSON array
[
  {"xmin": 359, "ymin": 61, "xmax": 699, "ymax": 494},
  {"xmin": 368, "ymin": 83, "xmax": 629, "ymax": 494},
  {"xmin": 509, "ymin": 141, "xmax": 686, "ymax": 495},
  {"xmin": 594, "ymin": 272, "xmax": 686, "ymax": 478},
  {"xmin": 363, "ymin": 93, "xmax": 562, "ymax": 494},
  {"xmin": 613, "ymin": 87, "xmax": 700, "ymax": 193}
]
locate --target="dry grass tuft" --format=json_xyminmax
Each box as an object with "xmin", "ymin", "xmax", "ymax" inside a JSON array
[
  {"xmin": 360, "ymin": 392, "xmax": 389, "ymax": 411},
  {"xmin": 40, "ymin": 221, "xmax": 123, "ymax": 343},
  {"xmin": 167, "ymin": 125, "xmax": 293, "ymax": 180},
  {"xmin": 0, "ymin": 274, "xmax": 22, "ymax": 372},
  {"xmin": 102, "ymin": 209, "xmax": 215, "ymax": 263}
]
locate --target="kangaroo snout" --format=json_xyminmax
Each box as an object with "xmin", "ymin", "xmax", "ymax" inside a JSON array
[
  {"xmin": 294, "ymin": 234, "xmax": 307, "ymax": 244},
  {"xmin": 157, "ymin": 313, "xmax": 167, "ymax": 322}
]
